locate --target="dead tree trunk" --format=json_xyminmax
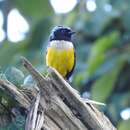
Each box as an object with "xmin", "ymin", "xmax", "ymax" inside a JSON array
[{"xmin": 0, "ymin": 57, "xmax": 117, "ymax": 130}]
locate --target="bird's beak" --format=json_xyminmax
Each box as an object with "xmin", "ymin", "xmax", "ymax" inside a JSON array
[{"xmin": 70, "ymin": 31, "xmax": 76, "ymax": 35}]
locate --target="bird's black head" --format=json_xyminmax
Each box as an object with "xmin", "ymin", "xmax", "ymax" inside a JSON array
[{"xmin": 49, "ymin": 26, "xmax": 75, "ymax": 42}]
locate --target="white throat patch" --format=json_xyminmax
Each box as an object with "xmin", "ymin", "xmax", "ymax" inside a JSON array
[{"xmin": 49, "ymin": 40, "xmax": 73, "ymax": 50}]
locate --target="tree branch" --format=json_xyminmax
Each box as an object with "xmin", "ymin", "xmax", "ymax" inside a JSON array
[{"xmin": 0, "ymin": 57, "xmax": 117, "ymax": 130}]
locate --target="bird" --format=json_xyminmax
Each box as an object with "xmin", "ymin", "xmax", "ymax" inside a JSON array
[
  {"xmin": 45, "ymin": 26, "xmax": 106, "ymax": 106},
  {"xmin": 46, "ymin": 26, "xmax": 76, "ymax": 80}
]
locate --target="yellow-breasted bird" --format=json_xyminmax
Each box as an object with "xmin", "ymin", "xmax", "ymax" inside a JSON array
[
  {"xmin": 46, "ymin": 26, "xmax": 76, "ymax": 80},
  {"xmin": 46, "ymin": 26, "xmax": 106, "ymax": 106}
]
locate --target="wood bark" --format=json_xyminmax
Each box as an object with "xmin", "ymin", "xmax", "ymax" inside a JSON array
[{"xmin": 0, "ymin": 57, "xmax": 117, "ymax": 130}]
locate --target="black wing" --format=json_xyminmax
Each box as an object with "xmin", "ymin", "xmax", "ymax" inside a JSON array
[{"xmin": 66, "ymin": 48, "xmax": 76, "ymax": 80}]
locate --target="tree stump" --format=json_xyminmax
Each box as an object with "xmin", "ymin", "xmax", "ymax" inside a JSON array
[{"xmin": 0, "ymin": 57, "xmax": 117, "ymax": 130}]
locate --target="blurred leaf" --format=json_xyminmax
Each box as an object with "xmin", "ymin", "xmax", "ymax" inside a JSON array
[
  {"xmin": 86, "ymin": 31, "xmax": 120, "ymax": 77},
  {"xmin": 118, "ymin": 120, "xmax": 130, "ymax": 130},
  {"xmin": 86, "ymin": 53, "xmax": 105, "ymax": 76},
  {"xmin": 0, "ymin": 73, "xmax": 7, "ymax": 81},
  {"xmin": 5, "ymin": 67, "xmax": 24, "ymax": 86},
  {"xmin": 27, "ymin": 18, "xmax": 52, "ymax": 50},
  {"xmin": 0, "ymin": 42, "xmax": 27, "ymax": 67},
  {"xmin": 111, "ymin": 0, "xmax": 130, "ymax": 11},
  {"xmin": 13, "ymin": 0, "xmax": 53, "ymax": 23},
  {"xmin": 74, "ymin": 32, "xmax": 120, "ymax": 86},
  {"xmin": 63, "ymin": 11, "xmax": 78, "ymax": 26},
  {"xmin": 91, "ymin": 31, "xmax": 120, "ymax": 57},
  {"xmin": 122, "ymin": 11, "xmax": 130, "ymax": 32},
  {"xmin": 107, "ymin": 92, "xmax": 130, "ymax": 123},
  {"xmin": 85, "ymin": 7, "xmax": 119, "ymax": 36},
  {"xmin": 91, "ymin": 59, "xmax": 124, "ymax": 102},
  {"xmin": 0, "ymin": 38, "xmax": 44, "ymax": 67}
]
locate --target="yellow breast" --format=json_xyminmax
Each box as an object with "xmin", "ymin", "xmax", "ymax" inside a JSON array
[{"xmin": 46, "ymin": 47, "xmax": 74, "ymax": 77}]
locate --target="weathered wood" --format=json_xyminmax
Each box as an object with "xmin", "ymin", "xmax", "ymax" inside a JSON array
[
  {"xmin": 22, "ymin": 57, "xmax": 116, "ymax": 130},
  {"xmin": 0, "ymin": 57, "xmax": 117, "ymax": 130},
  {"xmin": 49, "ymin": 68, "xmax": 116, "ymax": 130},
  {"xmin": 0, "ymin": 79, "xmax": 30, "ymax": 109},
  {"xmin": 25, "ymin": 93, "xmax": 44, "ymax": 130},
  {"xmin": 22, "ymin": 57, "xmax": 87, "ymax": 130},
  {"xmin": 0, "ymin": 79, "xmax": 59, "ymax": 130},
  {"xmin": 47, "ymin": 95, "xmax": 87, "ymax": 130},
  {"xmin": 0, "ymin": 114, "xmax": 10, "ymax": 127}
]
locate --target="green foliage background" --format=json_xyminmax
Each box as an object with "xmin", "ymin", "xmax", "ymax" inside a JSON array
[{"xmin": 0, "ymin": 0, "xmax": 130, "ymax": 129}]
